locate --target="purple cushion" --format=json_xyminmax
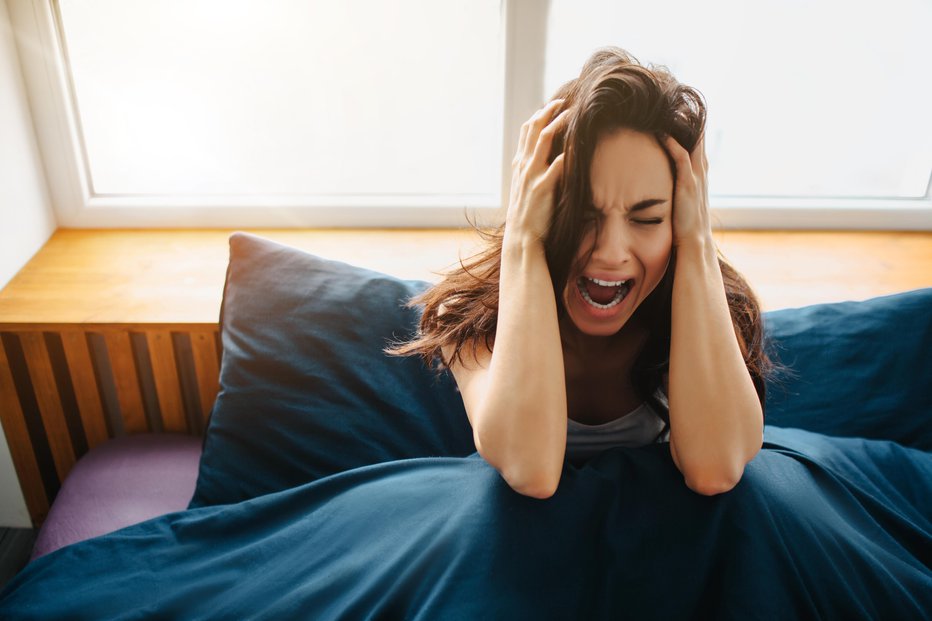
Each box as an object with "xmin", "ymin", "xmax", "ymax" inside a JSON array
[{"xmin": 31, "ymin": 433, "xmax": 202, "ymax": 561}]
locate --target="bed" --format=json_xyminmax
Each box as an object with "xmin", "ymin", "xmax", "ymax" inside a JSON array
[{"xmin": 2, "ymin": 232, "xmax": 930, "ymax": 619}]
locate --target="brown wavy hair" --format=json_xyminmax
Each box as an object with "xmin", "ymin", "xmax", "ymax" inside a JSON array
[{"xmin": 385, "ymin": 46, "xmax": 781, "ymax": 420}]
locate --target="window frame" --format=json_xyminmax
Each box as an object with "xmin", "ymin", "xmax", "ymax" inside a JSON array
[{"xmin": 9, "ymin": 0, "xmax": 931, "ymax": 230}]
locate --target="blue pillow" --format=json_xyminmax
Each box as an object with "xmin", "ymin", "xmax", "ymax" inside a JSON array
[
  {"xmin": 763, "ymin": 288, "xmax": 932, "ymax": 451},
  {"xmin": 189, "ymin": 233, "xmax": 475, "ymax": 508},
  {"xmin": 190, "ymin": 232, "xmax": 932, "ymax": 508}
]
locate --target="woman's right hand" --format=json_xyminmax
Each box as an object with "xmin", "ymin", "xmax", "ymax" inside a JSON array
[
  {"xmin": 459, "ymin": 100, "xmax": 571, "ymax": 500},
  {"xmin": 506, "ymin": 98, "xmax": 571, "ymax": 245}
]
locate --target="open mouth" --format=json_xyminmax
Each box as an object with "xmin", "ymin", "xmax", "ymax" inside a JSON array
[{"xmin": 576, "ymin": 276, "xmax": 632, "ymax": 310}]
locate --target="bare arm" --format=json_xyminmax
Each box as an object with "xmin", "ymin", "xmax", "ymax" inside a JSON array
[
  {"xmin": 445, "ymin": 99, "xmax": 571, "ymax": 499},
  {"xmin": 475, "ymin": 235, "xmax": 567, "ymax": 497},
  {"xmin": 667, "ymin": 239, "xmax": 763, "ymax": 495},
  {"xmin": 660, "ymin": 133, "xmax": 763, "ymax": 496}
]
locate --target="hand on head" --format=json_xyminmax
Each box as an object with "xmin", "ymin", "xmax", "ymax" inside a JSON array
[
  {"xmin": 661, "ymin": 132, "xmax": 713, "ymax": 249},
  {"xmin": 505, "ymin": 99, "xmax": 571, "ymax": 245}
]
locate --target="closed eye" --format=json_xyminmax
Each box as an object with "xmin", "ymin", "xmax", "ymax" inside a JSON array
[{"xmin": 634, "ymin": 218, "xmax": 664, "ymax": 225}]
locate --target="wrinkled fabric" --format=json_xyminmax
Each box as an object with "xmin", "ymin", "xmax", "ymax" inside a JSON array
[
  {"xmin": 189, "ymin": 233, "xmax": 475, "ymax": 508},
  {"xmin": 763, "ymin": 288, "xmax": 932, "ymax": 450},
  {"xmin": 7, "ymin": 229, "xmax": 930, "ymax": 620},
  {"xmin": 2, "ymin": 426, "xmax": 929, "ymax": 620},
  {"xmin": 191, "ymin": 232, "xmax": 932, "ymax": 514}
]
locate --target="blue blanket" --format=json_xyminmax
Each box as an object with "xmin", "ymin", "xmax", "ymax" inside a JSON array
[
  {"xmin": 3, "ymin": 239, "xmax": 930, "ymax": 619},
  {"xmin": 2, "ymin": 426, "xmax": 929, "ymax": 620}
]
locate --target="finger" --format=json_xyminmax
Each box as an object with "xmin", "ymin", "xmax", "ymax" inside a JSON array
[
  {"xmin": 530, "ymin": 109, "xmax": 571, "ymax": 170},
  {"xmin": 692, "ymin": 132, "xmax": 707, "ymax": 175},
  {"xmin": 539, "ymin": 152, "xmax": 566, "ymax": 190},
  {"xmin": 515, "ymin": 123, "xmax": 530, "ymax": 165},
  {"xmin": 665, "ymin": 136, "xmax": 701, "ymax": 198},
  {"xmin": 663, "ymin": 135, "xmax": 693, "ymax": 180},
  {"xmin": 516, "ymin": 100, "xmax": 562, "ymax": 165},
  {"xmin": 521, "ymin": 99, "xmax": 565, "ymax": 162}
]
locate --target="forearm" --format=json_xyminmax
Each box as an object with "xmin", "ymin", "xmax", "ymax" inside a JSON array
[
  {"xmin": 668, "ymin": 238, "xmax": 763, "ymax": 490},
  {"xmin": 475, "ymin": 232, "xmax": 567, "ymax": 495}
]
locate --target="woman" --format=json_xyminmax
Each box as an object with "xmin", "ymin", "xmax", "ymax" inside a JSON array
[{"xmin": 387, "ymin": 46, "xmax": 777, "ymax": 500}]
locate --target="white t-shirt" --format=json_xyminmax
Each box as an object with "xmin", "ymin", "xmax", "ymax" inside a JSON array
[{"xmin": 566, "ymin": 387, "xmax": 670, "ymax": 463}]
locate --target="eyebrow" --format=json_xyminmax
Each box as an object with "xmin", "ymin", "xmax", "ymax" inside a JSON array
[
  {"xmin": 594, "ymin": 198, "xmax": 669, "ymax": 213},
  {"xmin": 628, "ymin": 198, "xmax": 669, "ymax": 213}
]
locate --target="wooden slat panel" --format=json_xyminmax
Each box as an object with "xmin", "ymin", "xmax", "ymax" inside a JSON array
[
  {"xmin": 59, "ymin": 330, "xmax": 109, "ymax": 448},
  {"xmin": 17, "ymin": 332, "xmax": 76, "ymax": 482},
  {"xmin": 0, "ymin": 337, "xmax": 49, "ymax": 524},
  {"xmin": 103, "ymin": 331, "xmax": 148, "ymax": 434},
  {"xmin": 146, "ymin": 330, "xmax": 186, "ymax": 433},
  {"xmin": 190, "ymin": 330, "xmax": 220, "ymax": 424}
]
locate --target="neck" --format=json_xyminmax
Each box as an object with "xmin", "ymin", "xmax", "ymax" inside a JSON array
[{"xmin": 559, "ymin": 313, "xmax": 649, "ymax": 374}]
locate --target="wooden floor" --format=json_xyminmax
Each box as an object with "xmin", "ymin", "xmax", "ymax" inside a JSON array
[{"xmin": 0, "ymin": 228, "xmax": 931, "ymax": 325}]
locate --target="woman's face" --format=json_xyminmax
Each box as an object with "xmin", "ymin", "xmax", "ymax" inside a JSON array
[{"xmin": 561, "ymin": 128, "xmax": 674, "ymax": 338}]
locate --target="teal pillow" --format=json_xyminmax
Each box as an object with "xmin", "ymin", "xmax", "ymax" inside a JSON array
[
  {"xmin": 189, "ymin": 233, "xmax": 475, "ymax": 508},
  {"xmin": 763, "ymin": 288, "xmax": 932, "ymax": 451}
]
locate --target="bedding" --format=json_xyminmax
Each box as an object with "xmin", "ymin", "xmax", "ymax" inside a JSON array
[
  {"xmin": 188, "ymin": 232, "xmax": 475, "ymax": 508},
  {"xmin": 763, "ymin": 289, "xmax": 932, "ymax": 451},
  {"xmin": 2, "ymin": 429, "xmax": 930, "ymax": 619},
  {"xmin": 1, "ymin": 233, "xmax": 929, "ymax": 619},
  {"xmin": 29, "ymin": 434, "xmax": 201, "ymax": 561}
]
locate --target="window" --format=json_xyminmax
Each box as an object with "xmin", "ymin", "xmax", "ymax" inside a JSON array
[
  {"xmin": 16, "ymin": 0, "xmax": 505, "ymax": 226},
  {"xmin": 545, "ymin": 0, "xmax": 932, "ymax": 228},
  {"xmin": 10, "ymin": 0, "xmax": 931, "ymax": 228}
]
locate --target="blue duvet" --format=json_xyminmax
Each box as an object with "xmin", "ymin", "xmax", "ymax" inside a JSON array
[
  {"xmin": 1, "ymin": 426, "xmax": 929, "ymax": 620},
  {"xmin": 3, "ymin": 239, "xmax": 930, "ymax": 620}
]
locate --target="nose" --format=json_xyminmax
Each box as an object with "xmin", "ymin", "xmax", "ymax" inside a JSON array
[{"xmin": 590, "ymin": 215, "xmax": 632, "ymax": 268}]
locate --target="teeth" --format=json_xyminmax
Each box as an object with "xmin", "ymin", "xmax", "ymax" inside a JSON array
[
  {"xmin": 577, "ymin": 276, "xmax": 628, "ymax": 309},
  {"xmin": 580, "ymin": 287, "xmax": 625, "ymax": 309},
  {"xmin": 586, "ymin": 276, "xmax": 628, "ymax": 287}
]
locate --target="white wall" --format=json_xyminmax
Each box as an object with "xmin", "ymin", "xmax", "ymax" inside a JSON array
[{"xmin": 0, "ymin": 0, "xmax": 57, "ymax": 528}]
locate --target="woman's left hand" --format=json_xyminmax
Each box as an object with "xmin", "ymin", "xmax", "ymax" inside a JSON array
[{"xmin": 662, "ymin": 133, "xmax": 714, "ymax": 250}]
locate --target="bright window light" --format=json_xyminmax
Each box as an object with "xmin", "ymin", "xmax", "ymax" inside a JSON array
[
  {"xmin": 546, "ymin": 0, "xmax": 932, "ymax": 198},
  {"xmin": 58, "ymin": 0, "xmax": 503, "ymax": 200}
]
